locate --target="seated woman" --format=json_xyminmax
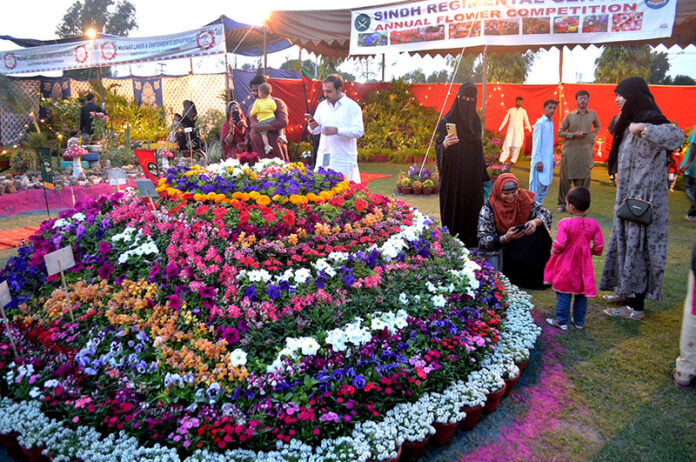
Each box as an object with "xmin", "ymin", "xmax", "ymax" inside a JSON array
[
  {"xmin": 478, "ymin": 173, "xmax": 553, "ymax": 290},
  {"xmin": 221, "ymin": 101, "xmax": 248, "ymax": 159}
]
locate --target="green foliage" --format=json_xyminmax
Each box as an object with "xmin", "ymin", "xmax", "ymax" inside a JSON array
[
  {"xmin": 664, "ymin": 74, "xmax": 696, "ymax": 85},
  {"xmin": 56, "ymin": 0, "xmax": 137, "ymax": 38},
  {"xmin": 649, "ymin": 51, "xmax": 671, "ymax": 84},
  {"xmin": 359, "ymin": 79, "xmax": 439, "ymax": 151},
  {"xmin": 0, "ymin": 75, "xmax": 35, "ymax": 117},
  {"xmin": 481, "ymin": 52, "xmax": 535, "ymax": 83},
  {"xmin": 197, "ymin": 109, "xmax": 226, "ymax": 145},
  {"xmin": 402, "ymin": 69, "xmax": 427, "ymax": 83},
  {"xmin": 40, "ymin": 96, "xmax": 82, "ymax": 135},
  {"xmin": 11, "ymin": 140, "xmax": 42, "ymax": 173},
  {"xmin": 108, "ymin": 145, "xmax": 137, "ymax": 167},
  {"xmin": 448, "ymin": 54, "xmax": 482, "ymax": 84},
  {"xmin": 206, "ymin": 141, "xmax": 223, "ymax": 164},
  {"xmin": 594, "ymin": 46, "xmax": 652, "ymax": 83}
]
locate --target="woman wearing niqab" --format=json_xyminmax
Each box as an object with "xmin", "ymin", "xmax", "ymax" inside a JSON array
[
  {"xmin": 600, "ymin": 77, "xmax": 685, "ymax": 320},
  {"xmin": 435, "ymin": 83, "xmax": 489, "ymax": 248}
]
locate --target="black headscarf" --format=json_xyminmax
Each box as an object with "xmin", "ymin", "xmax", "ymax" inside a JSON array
[
  {"xmin": 607, "ymin": 77, "xmax": 669, "ymax": 175},
  {"xmin": 443, "ymin": 83, "xmax": 481, "ymax": 142}
]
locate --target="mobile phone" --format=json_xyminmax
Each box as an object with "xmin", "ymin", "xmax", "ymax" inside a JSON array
[
  {"xmin": 305, "ymin": 113, "xmax": 313, "ymax": 121},
  {"xmin": 513, "ymin": 224, "xmax": 526, "ymax": 232},
  {"xmin": 446, "ymin": 123, "xmax": 457, "ymax": 137}
]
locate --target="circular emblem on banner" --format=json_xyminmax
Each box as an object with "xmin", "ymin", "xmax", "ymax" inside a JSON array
[
  {"xmin": 146, "ymin": 162, "xmax": 158, "ymax": 178},
  {"xmin": 100, "ymin": 41, "xmax": 117, "ymax": 60},
  {"xmin": 644, "ymin": 0, "xmax": 669, "ymax": 9},
  {"xmin": 196, "ymin": 31, "xmax": 215, "ymax": 50},
  {"xmin": 3, "ymin": 53, "xmax": 17, "ymax": 69},
  {"xmin": 74, "ymin": 45, "xmax": 88, "ymax": 63},
  {"xmin": 354, "ymin": 14, "xmax": 371, "ymax": 32}
]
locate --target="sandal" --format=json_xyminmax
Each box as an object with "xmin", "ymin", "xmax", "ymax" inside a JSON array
[
  {"xmin": 603, "ymin": 306, "xmax": 644, "ymax": 321},
  {"xmin": 545, "ymin": 318, "xmax": 568, "ymax": 331},
  {"xmin": 673, "ymin": 370, "xmax": 696, "ymax": 390},
  {"xmin": 602, "ymin": 294, "xmax": 628, "ymax": 304}
]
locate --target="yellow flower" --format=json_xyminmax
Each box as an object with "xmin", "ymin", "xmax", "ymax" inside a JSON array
[
  {"xmin": 232, "ymin": 191, "xmax": 244, "ymax": 200},
  {"xmin": 193, "ymin": 193, "xmax": 204, "ymax": 202},
  {"xmin": 206, "ymin": 192, "xmax": 217, "ymax": 201},
  {"xmin": 256, "ymin": 195, "xmax": 271, "ymax": 206},
  {"xmin": 272, "ymin": 194, "xmax": 282, "ymax": 202}
]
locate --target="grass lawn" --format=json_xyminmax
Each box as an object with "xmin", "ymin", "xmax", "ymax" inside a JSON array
[{"xmin": 1, "ymin": 158, "xmax": 695, "ymax": 461}]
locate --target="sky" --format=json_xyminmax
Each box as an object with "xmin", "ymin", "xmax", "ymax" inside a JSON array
[{"xmin": 1, "ymin": 0, "xmax": 695, "ymax": 83}]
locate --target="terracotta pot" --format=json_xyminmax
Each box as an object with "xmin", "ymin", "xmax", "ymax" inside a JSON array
[
  {"xmin": 423, "ymin": 187, "xmax": 433, "ymax": 195},
  {"xmin": 516, "ymin": 359, "xmax": 529, "ymax": 374},
  {"xmin": 412, "ymin": 186, "xmax": 423, "ymax": 195},
  {"xmin": 366, "ymin": 445, "xmax": 401, "ymax": 462},
  {"xmin": 0, "ymin": 432, "xmax": 24, "ymax": 460},
  {"xmin": 402, "ymin": 186, "xmax": 412, "ymax": 194},
  {"xmin": 397, "ymin": 184, "xmax": 404, "ymax": 193},
  {"xmin": 401, "ymin": 435, "xmax": 431, "ymax": 461},
  {"xmin": 431, "ymin": 422, "xmax": 458, "ymax": 446},
  {"xmin": 22, "ymin": 445, "xmax": 51, "ymax": 462},
  {"xmin": 432, "ymin": 185, "xmax": 440, "ymax": 194},
  {"xmin": 503, "ymin": 370, "xmax": 522, "ymax": 397},
  {"xmin": 370, "ymin": 153, "xmax": 390, "ymax": 163},
  {"xmin": 459, "ymin": 405, "xmax": 483, "ymax": 430},
  {"xmin": 483, "ymin": 383, "xmax": 507, "ymax": 414},
  {"xmin": 0, "ymin": 158, "xmax": 10, "ymax": 171}
]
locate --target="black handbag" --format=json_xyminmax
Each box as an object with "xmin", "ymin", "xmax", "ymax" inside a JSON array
[{"xmin": 616, "ymin": 198, "xmax": 653, "ymax": 225}]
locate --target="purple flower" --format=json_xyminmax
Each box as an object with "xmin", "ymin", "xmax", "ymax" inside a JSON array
[
  {"xmin": 75, "ymin": 224, "xmax": 87, "ymax": 241},
  {"xmin": 244, "ymin": 285, "xmax": 257, "ymax": 301},
  {"xmin": 168, "ymin": 294, "xmax": 183, "ymax": 310},
  {"xmin": 165, "ymin": 264, "xmax": 179, "ymax": 278},
  {"xmin": 148, "ymin": 265, "xmax": 161, "ymax": 280},
  {"xmin": 97, "ymin": 263, "xmax": 113, "ymax": 280},
  {"xmin": 199, "ymin": 285, "xmax": 217, "ymax": 299},
  {"xmin": 352, "ymin": 375, "xmax": 366, "ymax": 389},
  {"xmin": 216, "ymin": 327, "xmax": 240, "ymax": 345},
  {"xmin": 98, "ymin": 241, "xmax": 111, "ymax": 255},
  {"xmin": 266, "ymin": 284, "xmax": 281, "ymax": 300}
]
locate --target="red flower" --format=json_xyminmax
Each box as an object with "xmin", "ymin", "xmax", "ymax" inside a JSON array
[
  {"xmin": 354, "ymin": 198, "xmax": 368, "ymax": 212},
  {"xmin": 196, "ymin": 205, "xmax": 210, "ymax": 216}
]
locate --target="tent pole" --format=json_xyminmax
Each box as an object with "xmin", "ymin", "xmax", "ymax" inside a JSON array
[
  {"xmin": 98, "ymin": 66, "xmax": 106, "ymax": 111},
  {"xmin": 189, "ymin": 58, "xmax": 194, "ymax": 75},
  {"xmin": 222, "ymin": 17, "xmax": 230, "ymax": 102},
  {"xmin": 481, "ymin": 46, "xmax": 489, "ymax": 118},
  {"xmin": 381, "ymin": 53, "xmax": 385, "ymax": 87},
  {"xmin": 558, "ymin": 46, "xmax": 564, "ymax": 126},
  {"xmin": 263, "ymin": 27, "xmax": 268, "ymax": 75}
]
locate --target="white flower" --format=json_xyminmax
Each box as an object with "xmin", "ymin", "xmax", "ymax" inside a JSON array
[
  {"xmin": 432, "ymin": 294, "xmax": 447, "ymax": 308},
  {"xmin": 52, "ymin": 218, "xmax": 69, "ymax": 228},
  {"xmin": 71, "ymin": 212, "xmax": 86, "ymax": 222},
  {"xmin": 398, "ymin": 293, "xmax": 408, "ymax": 304},
  {"xmin": 299, "ymin": 338, "xmax": 320, "ymax": 356},
  {"xmin": 229, "ymin": 349, "xmax": 247, "ymax": 367},
  {"xmin": 293, "ymin": 268, "xmax": 312, "ymax": 285},
  {"xmin": 29, "ymin": 387, "xmax": 42, "ymax": 399}
]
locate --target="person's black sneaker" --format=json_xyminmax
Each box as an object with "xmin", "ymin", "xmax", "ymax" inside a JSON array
[{"xmin": 555, "ymin": 206, "xmax": 566, "ymax": 213}]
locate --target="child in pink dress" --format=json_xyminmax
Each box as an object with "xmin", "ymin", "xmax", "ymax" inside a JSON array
[{"xmin": 545, "ymin": 187, "xmax": 604, "ymax": 330}]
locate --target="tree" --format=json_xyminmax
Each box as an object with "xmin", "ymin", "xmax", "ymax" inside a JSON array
[
  {"xmin": 671, "ymin": 74, "xmax": 696, "ymax": 85},
  {"xmin": 425, "ymin": 69, "xmax": 450, "ymax": 83},
  {"xmin": 649, "ymin": 51, "xmax": 671, "ymax": 84},
  {"xmin": 56, "ymin": 0, "xmax": 137, "ymax": 38},
  {"xmin": 594, "ymin": 46, "xmax": 652, "ymax": 83},
  {"xmin": 447, "ymin": 54, "xmax": 482, "ymax": 83},
  {"xmin": 477, "ymin": 52, "xmax": 535, "ymax": 83},
  {"xmin": 402, "ymin": 69, "xmax": 427, "ymax": 83}
]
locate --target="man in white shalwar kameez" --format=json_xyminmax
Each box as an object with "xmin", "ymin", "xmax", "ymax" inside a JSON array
[
  {"xmin": 498, "ymin": 96, "xmax": 532, "ymax": 165},
  {"xmin": 309, "ymin": 74, "xmax": 364, "ymax": 183}
]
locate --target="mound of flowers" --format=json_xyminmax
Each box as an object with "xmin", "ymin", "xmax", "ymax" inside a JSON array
[{"xmin": 0, "ymin": 158, "xmax": 540, "ymax": 461}]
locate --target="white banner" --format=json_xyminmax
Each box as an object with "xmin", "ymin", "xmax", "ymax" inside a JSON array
[
  {"xmin": 0, "ymin": 25, "xmax": 225, "ymax": 75},
  {"xmin": 350, "ymin": 0, "xmax": 677, "ymax": 55}
]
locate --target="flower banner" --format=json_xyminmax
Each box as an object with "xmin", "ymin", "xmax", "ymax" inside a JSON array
[
  {"xmin": 349, "ymin": 0, "xmax": 677, "ymax": 54},
  {"xmin": 0, "ymin": 25, "xmax": 224, "ymax": 75}
]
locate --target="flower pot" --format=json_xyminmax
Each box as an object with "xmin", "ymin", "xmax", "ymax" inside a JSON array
[
  {"xmin": 21, "ymin": 445, "xmax": 51, "ymax": 462},
  {"xmin": 402, "ymin": 186, "xmax": 412, "ymax": 194},
  {"xmin": 432, "ymin": 185, "xmax": 440, "ymax": 194},
  {"xmin": 503, "ymin": 370, "xmax": 522, "ymax": 397},
  {"xmin": 401, "ymin": 435, "xmax": 430, "ymax": 461},
  {"xmin": 423, "ymin": 187, "xmax": 433, "ymax": 195},
  {"xmin": 431, "ymin": 422, "xmax": 458, "ymax": 446},
  {"xmin": 0, "ymin": 158, "xmax": 10, "ymax": 171},
  {"xmin": 367, "ymin": 445, "xmax": 401, "ymax": 462},
  {"xmin": 483, "ymin": 383, "xmax": 507, "ymax": 414},
  {"xmin": 412, "ymin": 186, "xmax": 423, "ymax": 195},
  {"xmin": 516, "ymin": 359, "xmax": 529, "ymax": 375},
  {"xmin": 459, "ymin": 405, "xmax": 483, "ymax": 430},
  {"xmin": 0, "ymin": 432, "xmax": 24, "ymax": 460}
]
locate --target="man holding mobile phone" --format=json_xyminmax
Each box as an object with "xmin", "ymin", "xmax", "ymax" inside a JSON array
[
  {"xmin": 308, "ymin": 74, "xmax": 364, "ymax": 182},
  {"xmin": 556, "ymin": 89, "xmax": 601, "ymax": 212}
]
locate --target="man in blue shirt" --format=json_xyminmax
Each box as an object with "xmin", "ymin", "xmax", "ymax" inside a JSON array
[{"xmin": 529, "ymin": 99, "xmax": 558, "ymax": 205}]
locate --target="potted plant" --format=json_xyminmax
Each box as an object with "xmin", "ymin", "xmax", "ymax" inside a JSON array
[
  {"xmin": 355, "ymin": 420, "xmax": 401, "ymax": 462},
  {"xmin": 466, "ymin": 368, "xmax": 506, "ymax": 414},
  {"xmin": 386, "ymin": 401, "xmax": 435, "ymax": 461},
  {"xmin": 429, "ymin": 391, "xmax": 466, "ymax": 446},
  {"xmin": 398, "ymin": 177, "xmax": 411, "ymax": 194},
  {"xmin": 412, "ymin": 180, "xmax": 423, "ymax": 195},
  {"xmin": 422, "ymin": 179, "xmax": 434, "ymax": 195}
]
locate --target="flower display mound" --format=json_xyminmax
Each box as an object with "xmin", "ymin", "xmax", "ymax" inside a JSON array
[{"xmin": 0, "ymin": 158, "xmax": 540, "ymax": 462}]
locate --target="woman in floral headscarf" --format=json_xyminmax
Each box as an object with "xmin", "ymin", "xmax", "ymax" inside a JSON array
[
  {"xmin": 478, "ymin": 173, "xmax": 552, "ymax": 289},
  {"xmin": 600, "ymin": 77, "xmax": 684, "ymax": 320}
]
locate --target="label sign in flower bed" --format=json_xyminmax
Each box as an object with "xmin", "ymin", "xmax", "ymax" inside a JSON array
[{"xmin": 0, "ymin": 158, "xmax": 540, "ymax": 461}]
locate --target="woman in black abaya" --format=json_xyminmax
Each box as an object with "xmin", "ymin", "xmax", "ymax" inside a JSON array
[{"xmin": 435, "ymin": 83, "xmax": 489, "ymax": 248}]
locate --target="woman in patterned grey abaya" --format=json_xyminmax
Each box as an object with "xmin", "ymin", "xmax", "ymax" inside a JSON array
[
  {"xmin": 435, "ymin": 83, "xmax": 489, "ymax": 248},
  {"xmin": 600, "ymin": 77, "xmax": 685, "ymax": 320}
]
